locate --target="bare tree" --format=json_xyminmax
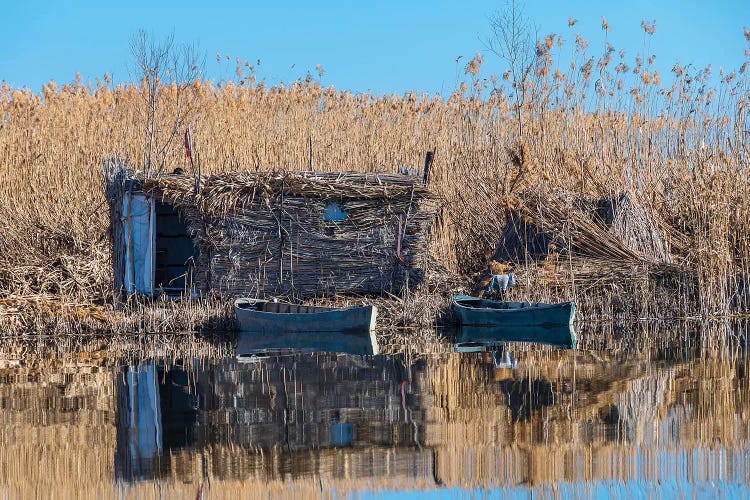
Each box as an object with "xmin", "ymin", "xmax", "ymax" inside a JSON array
[
  {"xmin": 130, "ymin": 30, "xmax": 204, "ymax": 176},
  {"xmin": 485, "ymin": 0, "xmax": 535, "ymax": 137}
]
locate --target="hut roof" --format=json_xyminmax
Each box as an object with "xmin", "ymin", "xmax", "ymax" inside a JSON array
[{"xmin": 143, "ymin": 170, "xmax": 434, "ymax": 218}]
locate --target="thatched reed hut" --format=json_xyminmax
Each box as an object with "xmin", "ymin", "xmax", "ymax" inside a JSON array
[{"xmin": 103, "ymin": 159, "xmax": 437, "ymax": 299}]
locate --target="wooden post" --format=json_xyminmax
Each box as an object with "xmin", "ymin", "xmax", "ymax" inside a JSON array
[
  {"xmin": 309, "ymin": 136, "xmax": 313, "ymax": 171},
  {"xmin": 423, "ymin": 151, "xmax": 434, "ymax": 186},
  {"xmin": 194, "ymin": 153, "xmax": 202, "ymax": 195}
]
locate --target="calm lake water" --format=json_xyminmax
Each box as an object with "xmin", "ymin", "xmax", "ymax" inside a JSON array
[{"xmin": 1, "ymin": 327, "xmax": 749, "ymax": 498}]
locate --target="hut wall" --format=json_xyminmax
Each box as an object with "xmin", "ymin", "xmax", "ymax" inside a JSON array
[
  {"xmin": 185, "ymin": 194, "xmax": 430, "ymax": 298},
  {"xmin": 104, "ymin": 160, "xmax": 159, "ymax": 297},
  {"xmin": 103, "ymin": 160, "xmax": 127, "ymax": 296}
]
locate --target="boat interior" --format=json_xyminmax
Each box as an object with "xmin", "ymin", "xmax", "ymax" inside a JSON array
[
  {"xmin": 236, "ymin": 300, "xmax": 335, "ymax": 314},
  {"xmin": 456, "ymin": 299, "xmax": 538, "ymax": 310}
]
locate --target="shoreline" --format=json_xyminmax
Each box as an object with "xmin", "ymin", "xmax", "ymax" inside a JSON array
[{"xmin": 0, "ymin": 282, "xmax": 747, "ymax": 358}]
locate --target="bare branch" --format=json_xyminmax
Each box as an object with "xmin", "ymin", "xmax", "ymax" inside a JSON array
[
  {"xmin": 483, "ymin": 0, "xmax": 535, "ymax": 137},
  {"xmin": 129, "ymin": 30, "xmax": 204, "ymax": 176}
]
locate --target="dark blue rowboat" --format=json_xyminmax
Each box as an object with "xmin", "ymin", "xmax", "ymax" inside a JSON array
[
  {"xmin": 234, "ymin": 298, "xmax": 379, "ymax": 354},
  {"xmin": 452, "ymin": 295, "xmax": 576, "ymax": 347}
]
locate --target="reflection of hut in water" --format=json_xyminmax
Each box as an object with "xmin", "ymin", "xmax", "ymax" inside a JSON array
[
  {"xmin": 115, "ymin": 364, "xmax": 155, "ymax": 481},
  {"xmin": 103, "ymin": 159, "xmax": 437, "ymax": 299},
  {"xmin": 114, "ymin": 354, "xmax": 437, "ymax": 483},
  {"xmin": 115, "ymin": 362, "xmax": 192, "ymax": 481},
  {"xmin": 110, "ymin": 338, "xmax": 750, "ymax": 490},
  {"xmin": 194, "ymin": 355, "xmax": 416, "ymax": 452},
  {"xmin": 112, "ymin": 352, "xmax": 595, "ymax": 485}
]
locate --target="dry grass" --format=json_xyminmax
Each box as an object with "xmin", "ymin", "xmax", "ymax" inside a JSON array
[
  {"xmin": 2, "ymin": 23, "xmax": 750, "ymax": 330},
  {"xmin": 0, "ymin": 294, "xmax": 234, "ymax": 337}
]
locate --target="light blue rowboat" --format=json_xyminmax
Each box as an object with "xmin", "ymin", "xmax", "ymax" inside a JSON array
[{"xmin": 234, "ymin": 298, "xmax": 379, "ymax": 355}]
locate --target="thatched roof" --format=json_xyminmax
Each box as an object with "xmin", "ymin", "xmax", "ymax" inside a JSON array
[{"xmin": 144, "ymin": 170, "xmax": 434, "ymax": 218}]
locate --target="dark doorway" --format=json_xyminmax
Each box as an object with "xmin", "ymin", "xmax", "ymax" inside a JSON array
[{"xmin": 154, "ymin": 201, "xmax": 199, "ymax": 295}]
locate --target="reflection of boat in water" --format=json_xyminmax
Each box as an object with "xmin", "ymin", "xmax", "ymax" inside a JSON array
[
  {"xmin": 451, "ymin": 288, "xmax": 576, "ymax": 352},
  {"xmin": 452, "ymin": 295, "xmax": 575, "ymax": 329},
  {"xmin": 455, "ymin": 324, "xmax": 576, "ymax": 349},
  {"xmin": 237, "ymin": 329, "xmax": 379, "ymax": 357}
]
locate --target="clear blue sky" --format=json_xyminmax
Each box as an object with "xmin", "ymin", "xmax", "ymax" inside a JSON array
[{"xmin": 1, "ymin": 0, "xmax": 749, "ymax": 96}]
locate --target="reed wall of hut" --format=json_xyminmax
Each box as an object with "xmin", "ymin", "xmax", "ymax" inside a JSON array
[{"xmin": 103, "ymin": 159, "xmax": 437, "ymax": 299}]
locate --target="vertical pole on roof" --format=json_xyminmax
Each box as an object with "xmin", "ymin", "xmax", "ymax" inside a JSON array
[
  {"xmin": 194, "ymin": 153, "xmax": 201, "ymax": 195},
  {"xmin": 423, "ymin": 151, "xmax": 434, "ymax": 186}
]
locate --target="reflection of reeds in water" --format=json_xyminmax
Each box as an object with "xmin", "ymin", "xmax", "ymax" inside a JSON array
[
  {"xmin": 417, "ymin": 328, "xmax": 750, "ymax": 487},
  {"xmin": 0, "ymin": 328, "xmax": 749, "ymax": 495},
  {"xmin": 0, "ymin": 332, "xmax": 234, "ymax": 365},
  {"xmin": 0, "ymin": 365, "xmax": 116, "ymax": 499}
]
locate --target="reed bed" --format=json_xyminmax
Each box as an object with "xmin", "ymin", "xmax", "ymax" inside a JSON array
[{"xmin": 2, "ymin": 22, "xmax": 750, "ymax": 335}]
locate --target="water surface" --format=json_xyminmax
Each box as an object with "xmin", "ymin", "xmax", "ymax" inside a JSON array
[{"xmin": 1, "ymin": 330, "xmax": 749, "ymax": 498}]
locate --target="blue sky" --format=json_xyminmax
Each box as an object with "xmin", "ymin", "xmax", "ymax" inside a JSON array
[{"xmin": 1, "ymin": 0, "xmax": 749, "ymax": 96}]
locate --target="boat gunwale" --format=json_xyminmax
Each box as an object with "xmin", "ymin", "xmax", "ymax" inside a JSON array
[
  {"xmin": 452, "ymin": 297, "xmax": 575, "ymax": 313},
  {"xmin": 451, "ymin": 295, "xmax": 576, "ymax": 333},
  {"xmin": 234, "ymin": 298, "xmax": 372, "ymax": 316}
]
